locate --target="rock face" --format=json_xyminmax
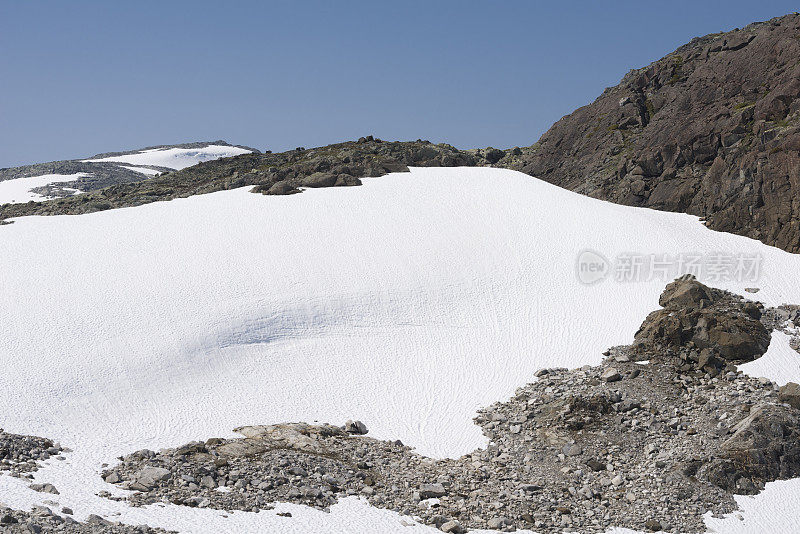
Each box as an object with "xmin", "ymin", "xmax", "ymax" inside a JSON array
[{"xmin": 508, "ymin": 13, "xmax": 800, "ymax": 253}]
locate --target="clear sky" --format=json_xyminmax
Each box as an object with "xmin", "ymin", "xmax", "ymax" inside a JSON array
[{"xmin": 1, "ymin": 1, "xmax": 797, "ymax": 167}]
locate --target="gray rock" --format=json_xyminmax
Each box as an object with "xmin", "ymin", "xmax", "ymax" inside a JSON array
[
  {"xmin": 29, "ymin": 483, "xmax": 59, "ymax": 494},
  {"xmin": 344, "ymin": 420, "xmax": 368, "ymax": 435},
  {"xmin": 135, "ymin": 466, "xmax": 171, "ymax": 489},
  {"xmin": 266, "ymin": 181, "xmax": 300, "ymax": 195},
  {"xmin": 419, "ymin": 483, "xmax": 447, "ymax": 499},
  {"xmin": 601, "ymin": 368, "xmax": 622, "ymax": 382},
  {"xmin": 440, "ymin": 519, "xmax": 463, "ymax": 533}
]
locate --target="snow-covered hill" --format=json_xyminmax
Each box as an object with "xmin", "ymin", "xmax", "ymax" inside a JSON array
[
  {"xmin": 1, "ymin": 167, "xmax": 800, "ymax": 533},
  {"xmin": 0, "ymin": 142, "xmax": 255, "ymax": 205}
]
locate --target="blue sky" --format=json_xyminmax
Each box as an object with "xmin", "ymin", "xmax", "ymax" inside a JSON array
[{"xmin": 1, "ymin": 1, "xmax": 797, "ymax": 167}]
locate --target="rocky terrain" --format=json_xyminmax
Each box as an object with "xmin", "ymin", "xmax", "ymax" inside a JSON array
[
  {"xmin": 95, "ymin": 277, "xmax": 800, "ymax": 533},
  {"xmin": 505, "ymin": 13, "xmax": 800, "ymax": 253},
  {"xmin": 0, "ymin": 430, "xmax": 66, "ymax": 480},
  {"xmin": 0, "ymin": 141, "xmax": 257, "ymax": 200},
  {"xmin": 0, "ymin": 506, "xmax": 170, "ymax": 534},
  {"xmin": 0, "ymin": 138, "xmax": 484, "ymax": 222}
]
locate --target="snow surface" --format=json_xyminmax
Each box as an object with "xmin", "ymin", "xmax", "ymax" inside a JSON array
[
  {"xmin": 739, "ymin": 331, "xmax": 800, "ymax": 386},
  {"xmin": 121, "ymin": 165, "xmax": 161, "ymax": 176},
  {"xmin": 83, "ymin": 145, "xmax": 252, "ymax": 170},
  {"xmin": 2, "ymin": 167, "xmax": 800, "ymax": 533},
  {"xmin": 0, "ymin": 173, "xmax": 87, "ymax": 204}
]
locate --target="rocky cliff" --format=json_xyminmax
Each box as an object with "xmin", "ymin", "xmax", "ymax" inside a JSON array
[{"xmin": 507, "ymin": 13, "xmax": 800, "ymax": 253}]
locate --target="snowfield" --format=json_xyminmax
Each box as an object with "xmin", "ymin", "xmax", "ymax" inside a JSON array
[
  {"xmin": 1, "ymin": 167, "xmax": 800, "ymax": 533},
  {"xmin": 0, "ymin": 172, "xmax": 87, "ymax": 204},
  {"xmin": 83, "ymin": 144, "xmax": 252, "ymax": 170}
]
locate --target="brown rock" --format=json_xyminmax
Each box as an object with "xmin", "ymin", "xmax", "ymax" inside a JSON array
[{"xmin": 779, "ymin": 382, "xmax": 800, "ymax": 409}]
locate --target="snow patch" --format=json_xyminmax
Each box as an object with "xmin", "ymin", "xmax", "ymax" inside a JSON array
[
  {"xmin": 739, "ymin": 331, "xmax": 800, "ymax": 386},
  {"xmin": 120, "ymin": 165, "xmax": 161, "ymax": 176},
  {"xmin": 83, "ymin": 145, "xmax": 252, "ymax": 170},
  {"xmin": 0, "ymin": 173, "xmax": 88, "ymax": 204}
]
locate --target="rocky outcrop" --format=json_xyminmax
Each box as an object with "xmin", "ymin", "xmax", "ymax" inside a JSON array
[
  {"xmin": 634, "ymin": 276, "xmax": 771, "ymax": 367},
  {"xmin": 0, "ymin": 429, "xmax": 66, "ymax": 477},
  {"xmin": 0, "ymin": 139, "xmax": 479, "ymax": 223},
  {"xmin": 507, "ymin": 13, "xmax": 800, "ymax": 253}
]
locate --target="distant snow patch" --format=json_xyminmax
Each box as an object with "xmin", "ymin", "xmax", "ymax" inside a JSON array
[
  {"xmin": 0, "ymin": 173, "xmax": 88, "ymax": 204},
  {"xmin": 120, "ymin": 165, "xmax": 161, "ymax": 176},
  {"xmin": 83, "ymin": 145, "xmax": 252, "ymax": 170}
]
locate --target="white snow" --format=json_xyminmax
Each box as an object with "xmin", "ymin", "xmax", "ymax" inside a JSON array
[
  {"xmin": 739, "ymin": 331, "xmax": 800, "ymax": 386},
  {"xmin": 1, "ymin": 167, "xmax": 800, "ymax": 533},
  {"xmin": 83, "ymin": 144, "xmax": 252, "ymax": 170},
  {"xmin": 121, "ymin": 165, "xmax": 161, "ymax": 176},
  {"xmin": 0, "ymin": 173, "xmax": 87, "ymax": 204}
]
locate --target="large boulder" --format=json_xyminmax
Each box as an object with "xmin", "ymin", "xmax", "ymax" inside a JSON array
[
  {"xmin": 300, "ymin": 172, "xmax": 338, "ymax": 188},
  {"xmin": 634, "ymin": 276, "xmax": 770, "ymax": 363}
]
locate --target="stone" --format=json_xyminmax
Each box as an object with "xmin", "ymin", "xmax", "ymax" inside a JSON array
[
  {"xmin": 601, "ymin": 368, "xmax": 622, "ymax": 382},
  {"xmin": 344, "ymin": 420, "xmax": 368, "ymax": 435},
  {"xmin": 779, "ymin": 382, "xmax": 800, "ymax": 409},
  {"xmin": 135, "ymin": 466, "xmax": 171, "ymax": 489},
  {"xmin": 644, "ymin": 519, "xmax": 662, "ymax": 531},
  {"xmin": 266, "ymin": 181, "xmax": 300, "ymax": 195},
  {"xmin": 419, "ymin": 483, "xmax": 447, "ymax": 499},
  {"xmin": 586, "ymin": 458, "xmax": 606, "ymax": 471},
  {"xmin": 440, "ymin": 519, "xmax": 463, "ymax": 533},
  {"xmin": 301, "ymin": 172, "xmax": 338, "ymax": 188},
  {"xmin": 85, "ymin": 514, "xmax": 112, "ymax": 526},
  {"xmin": 29, "ymin": 483, "xmax": 58, "ymax": 494},
  {"xmin": 88, "ymin": 278, "xmax": 800, "ymax": 534},
  {"xmin": 487, "ymin": 517, "xmax": 511, "ymax": 529}
]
